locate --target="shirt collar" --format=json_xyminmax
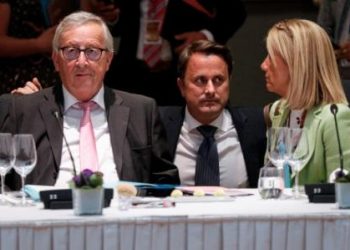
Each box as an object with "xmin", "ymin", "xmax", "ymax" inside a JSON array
[
  {"xmin": 62, "ymin": 85, "xmax": 106, "ymax": 113},
  {"xmin": 183, "ymin": 106, "xmax": 233, "ymax": 132}
]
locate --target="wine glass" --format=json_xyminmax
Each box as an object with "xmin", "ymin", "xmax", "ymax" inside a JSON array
[
  {"xmin": 258, "ymin": 166, "xmax": 285, "ymax": 199},
  {"xmin": 287, "ymin": 128, "xmax": 309, "ymax": 199},
  {"xmin": 0, "ymin": 133, "xmax": 15, "ymax": 204},
  {"xmin": 267, "ymin": 127, "xmax": 289, "ymax": 169},
  {"xmin": 13, "ymin": 134, "xmax": 37, "ymax": 206}
]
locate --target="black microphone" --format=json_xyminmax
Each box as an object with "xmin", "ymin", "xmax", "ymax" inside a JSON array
[
  {"xmin": 52, "ymin": 110, "xmax": 77, "ymax": 176},
  {"xmin": 330, "ymin": 104, "xmax": 345, "ymax": 178}
]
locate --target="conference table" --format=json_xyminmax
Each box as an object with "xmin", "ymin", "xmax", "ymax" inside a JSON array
[{"xmin": 1, "ymin": 189, "xmax": 350, "ymax": 250}]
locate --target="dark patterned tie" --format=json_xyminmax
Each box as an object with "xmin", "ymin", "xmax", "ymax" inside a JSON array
[{"xmin": 195, "ymin": 125, "xmax": 220, "ymax": 186}]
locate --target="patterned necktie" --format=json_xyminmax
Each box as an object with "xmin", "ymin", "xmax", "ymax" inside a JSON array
[
  {"xmin": 195, "ymin": 125, "xmax": 220, "ymax": 186},
  {"xmin": 79, "ymin": 101, "xmax": 98, "ymax": 171},
  {"xmin": 143, "ymin": 0, "xmax": 167, "ymax": 68}
]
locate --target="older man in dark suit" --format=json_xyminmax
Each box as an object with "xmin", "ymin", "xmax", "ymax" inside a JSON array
[
  {"xmin": 1, "ymin": 11, "xmax": 179, "ymax": 191},
  {"xmin": 160, "ymin": 40, "xmax": 266, "ymax": 188}
]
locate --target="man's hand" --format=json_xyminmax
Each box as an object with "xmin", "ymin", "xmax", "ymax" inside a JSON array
[{"xmin": 11, "ymin": 77, "xmax": 42, "ymax": 95}]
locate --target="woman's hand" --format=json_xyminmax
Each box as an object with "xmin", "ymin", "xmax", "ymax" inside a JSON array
[{"xmin": 11, "ymin": 77, "xmax": 42, "ymax": 95}]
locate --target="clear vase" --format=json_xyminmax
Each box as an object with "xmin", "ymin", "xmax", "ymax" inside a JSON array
[{"xmin": 72, "ymin": 188, "xmax": 104, "ymax": 215}]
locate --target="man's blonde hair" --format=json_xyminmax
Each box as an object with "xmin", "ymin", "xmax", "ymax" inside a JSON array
[{"xmin": 266, "ymin": 19, "xmax": 347, "ymax": 109}]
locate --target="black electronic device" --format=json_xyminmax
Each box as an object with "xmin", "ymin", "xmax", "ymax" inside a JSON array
[
  {"xmin": 40, "ymin": 188, "xmax": 114, "ymax": 209},
  {"xmin": 304, "ymin": 183, "xmax": 335, "ymax": 203}
]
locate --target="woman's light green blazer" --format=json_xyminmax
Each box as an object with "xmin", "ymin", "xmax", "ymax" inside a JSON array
[{"xmin": 269, "ymin": 100, "xmax": 350, "ymax": 184}]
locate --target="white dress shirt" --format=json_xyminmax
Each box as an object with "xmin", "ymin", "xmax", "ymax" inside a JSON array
[
  {"xmin": 55, "ymin": 86, "xmax": 118, "ymax": 187},
  {"xmin": 174, "ymin": 108, "xmax": 248, "ymax": 188}
]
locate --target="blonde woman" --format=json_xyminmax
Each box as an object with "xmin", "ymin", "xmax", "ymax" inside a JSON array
[{"xmin": 261, "ymin": 19, "xmax": 350, "ymax": 185}]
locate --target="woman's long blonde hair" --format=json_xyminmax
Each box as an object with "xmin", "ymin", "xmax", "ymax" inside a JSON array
[{"xmin": 266, "ymin": 19, "xmax": 347, "ymax": 109}]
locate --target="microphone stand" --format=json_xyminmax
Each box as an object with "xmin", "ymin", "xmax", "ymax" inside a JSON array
[{"xmin": 330, "ymin": 104, "xmax": 345, "ymax": 178}]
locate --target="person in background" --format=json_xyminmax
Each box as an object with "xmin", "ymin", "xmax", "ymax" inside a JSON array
[
  {"xmin": 0, "ymin": 0, "xmax": 80, "ymax": 95},
  {"xmin": 85, "ymin": 0, "xmax": 247, "ymax": 105},
  {"xmin": 261, "ymin": 19, "xmax": 350, "ymax": 185},
  {"xmin": 1, "ymin": 11, "xmax": 179, "ymax": 191},
  {"xmin": 8, "ymin": 0, "xmax": 119, "ymax": 96},
  {"xmin": 318, "ymin": 0, "xmax": 350, "ymax": 100},
  {"xmin": 160, "ymin": 40, "xmax": 266, "ymax": 188}
]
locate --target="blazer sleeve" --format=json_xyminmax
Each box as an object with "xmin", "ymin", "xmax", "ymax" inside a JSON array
[{"xmin": 149, "ymin": 101, "xmax": 180, "ymax": 185}]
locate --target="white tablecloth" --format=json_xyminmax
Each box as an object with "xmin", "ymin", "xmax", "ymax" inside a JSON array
[{"xmin": 1, "ymin": 189, "xmax": 350, "ymax": 250}]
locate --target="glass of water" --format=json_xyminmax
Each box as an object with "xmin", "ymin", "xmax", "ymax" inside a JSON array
[{"xmin": 258, "ymin": 166, "xmax": 284, "ymax": 199}]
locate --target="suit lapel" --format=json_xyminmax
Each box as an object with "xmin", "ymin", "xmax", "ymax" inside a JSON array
[
  {"xmin": 228, "ymin": 106, "xmax": 248, "ymax": 153},
  {"xmin": 162, "ymin": 107, "xmax": 184, "ymax": 159},
  {"xmin": 297, "ymin": 106, "xmax": 322, "ymax": 174},
  {"xmin": 105, "ymin": 88, "xmax": 129, "ymax": 175},
  {"xmin": 271, "ymin": 101, "xmax": 289, "ymax": 127},
  {"xmin": 39, "ymin": 87, "xmax": 64, "ymax": 168}
]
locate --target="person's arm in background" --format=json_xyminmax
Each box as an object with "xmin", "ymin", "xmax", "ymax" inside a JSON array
[{"xmin": 0, "ymin": 3, "xmax": 56, "ymax": 58}]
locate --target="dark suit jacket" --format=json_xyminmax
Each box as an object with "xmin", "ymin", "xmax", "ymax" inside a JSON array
[
  {"xmin": 1, "ymin": 85, "xmax": 180, "ymax": 190},
  {"xmin": 106, "ymin": 0, "xmax": 246, "ymax": 105},
  {"xmin": 159, "ymin": 106, "xmax": 266, "ymax": 187}
]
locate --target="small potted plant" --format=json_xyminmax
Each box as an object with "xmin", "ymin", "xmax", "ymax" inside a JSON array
[
  {"xmin": 335, "ymin": 171, "xmax": 350, "ymax": 209},
  {"xmin": 71, "ymin": 169, "xmax": 104, "ymax": 215}
]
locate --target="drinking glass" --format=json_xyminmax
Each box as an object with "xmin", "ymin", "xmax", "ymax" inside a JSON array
[
  {"xmin": 0, "ymin": 133, "xmax": 15, "ymax": 204},
  {"xmin": 267, "ymin": 127, "xmax": 289, "ymax": 169},
  {"xmin": 258, "ymin": 166, "xmax": 284, "ymax": 199},
  {"xmin": 13, "ymin": 134, "xmax": 37, "ymax": 206},
  {"xmin": 287, "ymin": 128, "xmax": 309, "ymax": 199}
]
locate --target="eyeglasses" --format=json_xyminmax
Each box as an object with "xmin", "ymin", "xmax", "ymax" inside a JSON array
[{"xmin": 59, "ymin": 47, "xmax": 108, "ymax": 61}]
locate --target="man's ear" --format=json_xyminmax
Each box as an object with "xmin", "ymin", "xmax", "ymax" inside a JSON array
[
  {"xmin": 105, "ymin": 51, "xmax": 114, "ymax": 70},
  {"xmin": 177, "ymin": 78, "xmax": 185, "ymax": 97}
]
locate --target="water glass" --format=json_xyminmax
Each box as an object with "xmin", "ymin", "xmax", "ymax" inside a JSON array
[{"xmin": 258, "ymin": 166, "xmax": 284, "ymax": 199}]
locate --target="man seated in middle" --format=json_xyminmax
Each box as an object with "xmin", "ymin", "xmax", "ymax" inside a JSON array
[{"xmin": 160, "ymin": 40, "xmax": 266, "ymax": 188}]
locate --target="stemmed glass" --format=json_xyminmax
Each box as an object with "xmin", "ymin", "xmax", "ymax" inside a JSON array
[
  {"xmin": 267, "ymin": 127, "xmax": 289, "ymax": 169},
  {"xmin": 13, "ymin": 134, "xmax": 37, "ymax": 206},
  {"xmin": 0, "ymin": 133, "xmax": 15, "ymax": 204},
  {"xmin": 287, "ymin": 128, "xmax": 309, "ymax": 198}
]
